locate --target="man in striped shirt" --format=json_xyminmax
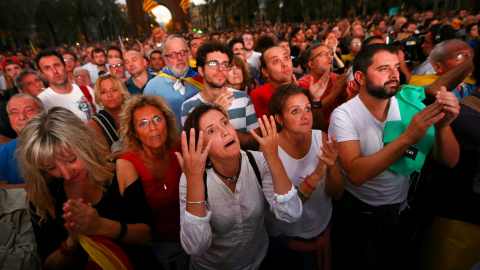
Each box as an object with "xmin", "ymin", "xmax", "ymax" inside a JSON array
[{"xmin": 181, "ymin": 41, "xmax": 261, "ymax": 150}]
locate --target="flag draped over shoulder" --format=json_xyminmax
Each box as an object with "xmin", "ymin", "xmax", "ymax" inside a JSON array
[
  {"xmin": 180, "ymin": 0, "xmax": 191, "ymax": 14},
  {"xmin": 79, "ymin": 234, "xmax": 134, "ymax": 270},
  {"xmin": 143, "ymin": 0, "xmax": 159, "ymax": 19}
]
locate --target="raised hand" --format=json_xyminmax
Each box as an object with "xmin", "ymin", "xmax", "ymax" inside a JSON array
[
  {"xmin": 434, "ymin": 86, "xmax": 460, "ymax": 128},
  {"xmin": 250, "ymin": 115, "xmax": 278, "ymax": 158},
  {"xmin": 319, "ymin": 134, "xmax": 339, "ymax": 168},
  {"xmin": 403, "ymin": 102, "xmax": 445, "ymax": 145},
  {"xmin": 175, "ymin": 129, "xmax": 212, "ymax": 180},
  {"xmin": 309, "ymin": 68, "xmax": 331, "ymax": 101},
  {"xmin": 213, "ymin": 92, "xmax": 235, "ymax": 112}
]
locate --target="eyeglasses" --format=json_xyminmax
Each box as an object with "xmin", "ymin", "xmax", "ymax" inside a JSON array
[
  {"xmin": 352, "ymin": 42, "xmax": 362, "ymax": 46},
  {"xmin": 310, "ymin": 51, "xmax": 334, "ymax": 61},
  {"xmin": 243, "ymin": 37, "xmax": 254, "ymax": 42},
  {"xmin": 165, "ymin": 50, "xmax": 188, "ymax": 59},
  {"xmin": 333, "ymin": 30, "xmax": 341, "ymax": 34},
  {"xmin": 230, "ymin": 66, "xmax": 242, "ymax": 73},
  {"xmin": 110, "ymin": 63, "xmax": 124, "ymax": 69},
  {"xmin": 205, "ymin": 61, "xmax": 232, "ymax": 71},
  {"xmin": 137, "ymin": 117, "xmax": 162, "ymax": 129},
  {"xmin": 64, "ymin": 58, "xmax": 74, "ymax": 63},
  {"xmin": 448, "ymin": 51, "xmax": 473, "ymax": 61}
]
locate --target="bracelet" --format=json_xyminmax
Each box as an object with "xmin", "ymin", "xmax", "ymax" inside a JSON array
[
  {"xmin": 116, "ymin": 222, "xmax": 128, "ymax": 241},
  {"xmin": 297, "ymin": 185, "xmax": 310, "ymax": 199},
  {"xmin": 186, "ymin": 200, "xmax": 207, "ymax": 204},
  {"xmin": 312, "ymin": 100, "xmax": 323, "ymax": 109},
  {"xmin": 303, "ymin": 179, "xmax": 316, "ymax": 190}
]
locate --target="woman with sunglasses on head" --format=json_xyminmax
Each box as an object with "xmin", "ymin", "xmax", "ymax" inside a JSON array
[
  {"xmin": 177, "ymin": 104, "xmax": 302, "ymax": 270},
  {"xmin": 87, "ymin": 74, "xmax": 130, "ymax": 159}
]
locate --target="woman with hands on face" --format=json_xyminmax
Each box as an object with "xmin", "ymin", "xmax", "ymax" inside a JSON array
[
  {"xmin": 176, "ymin": 103, "xmax": 302, "ymax": 270},
  {"xmin": 262, "ymin": 84, "xmax": 344, "ymax": 270},
  {"xmin": 17, "ymin": 107, "xmax": 159, "ymax": 270}
]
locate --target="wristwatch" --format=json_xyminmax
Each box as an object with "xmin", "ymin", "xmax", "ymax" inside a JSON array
[{"xmin": 312, "ymin": 100, "xmax": 323, "ymax": 109}]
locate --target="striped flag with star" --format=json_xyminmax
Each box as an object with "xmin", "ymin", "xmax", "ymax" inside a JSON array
[
  {"xmin": 180, "ymin": 0, "xmax": 190, "ymax": 14},
  {"xmin": 143, "ymin": 0, "xmax": 159, "ymax": 19}
]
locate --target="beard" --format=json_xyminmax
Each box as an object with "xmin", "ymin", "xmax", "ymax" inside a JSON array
[
  {"xmin": 168, "ymin": 61, "xmax": 189, "ymax": 77},
  {"xmin": 205, "ymin": 76, "xmax": 226, "ymax": 88},
  {"xmin": 366, "ymin": 79, "xmax": 399, "ymax": 99}
]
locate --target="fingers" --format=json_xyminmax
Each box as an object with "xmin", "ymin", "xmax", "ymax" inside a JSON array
[
  {"xmin": 262, "ymin": 115, "xmax": 273, "ymax": 136},
  {"xmin": 181, "ymin": 131, "xmax": 188, "ymax": 156},
  {"xmin": 189, "ymin": 128, "xmax": 197, "ymax": 152},
  {"xmin": 257, "ymin": 117, "xmax": 268, "ymax": 137},
  {"xmin": 175, "ymin": 152, "xmax": 184, "ymax": 169},
  {"xmin": 196, "ymin": 131, "xmax": 204, "ymax": 154}
]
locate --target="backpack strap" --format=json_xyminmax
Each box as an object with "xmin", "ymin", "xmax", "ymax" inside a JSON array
[
  {"xmin": 91, "ymin": 114, "xmax": 119, "ymax": 146},
  {"xmin": 246, "ymin": 151, "xmax": 262, "ymax": 188},
  {"xmin": 203, "ymin": 152, "xmax": 263, "ymax": 201}
]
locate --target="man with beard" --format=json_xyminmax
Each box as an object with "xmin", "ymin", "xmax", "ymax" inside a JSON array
[
  {"xmin": 242, "ymin": 32, "xmax": 262, "ymax": 79},
  {"xmin": 124, "ymin": 50, "xmax": 153, "ymax": 95},
  {"xmin": 180, "ymin": 42, "xmax": 260, "ymax": 149},
  {"xmin": 144, "ymin": 35, "xmax": 204, "ymax": 126},
  {"xmin": 35, "ymin": 49, "xmax": 98, "ymax": 123},
  {"xmin": 328, "ymin": 44, "xmax": 460, "ymax": 270}
]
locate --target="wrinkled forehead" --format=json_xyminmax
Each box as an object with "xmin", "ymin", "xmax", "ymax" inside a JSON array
[{"xmin": 165, "ymin": 38, "xmax": 187, "ymax": 53}]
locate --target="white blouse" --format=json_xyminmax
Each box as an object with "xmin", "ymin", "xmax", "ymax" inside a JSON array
[
  {"xmin": 179, "ymin": 150, "xmax": 302, "ymax": 270},
  {"xmin": 265, "ymin": 130, "xmax": 332, "ymax": 239}
]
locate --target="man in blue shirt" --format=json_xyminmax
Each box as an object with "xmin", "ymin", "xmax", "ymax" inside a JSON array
[{"xmin": 0, "ymin": 94, "xmax": 43, "ymax": 188}]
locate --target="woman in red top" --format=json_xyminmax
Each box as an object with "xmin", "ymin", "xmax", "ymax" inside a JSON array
[{"xmin": 117, "ymin": 95, "xmax": 189, "ymax": 269}]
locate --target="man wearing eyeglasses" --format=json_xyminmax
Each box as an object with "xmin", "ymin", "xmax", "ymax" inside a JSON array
[
  {"xmin": 409, "ymin": 39, "xmax": 476, "ymax": 100},
  {"xmin": 123, "ymin": 50, "xmax": 153, "ymax": 95},
  {"xmin": 298, "ymin": 43, "xmax": 346, "ymax": 120},
  {"xmin": 180, "ymin": 42, "xmax": 260, "ymax": 149},
  {"xmin": 144, "ymin": 35, "xmax": 204, "ymax": 127},
  {"xmin": 108, "ymin": 57, "xmax": 128, "ymax": 83}
]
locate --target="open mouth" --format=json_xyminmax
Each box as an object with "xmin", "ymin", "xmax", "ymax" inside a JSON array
[
  {"xmin": 151, "ymin": 135, "xmax": 161, "ymax": 140},
  {"xmin": 225, "ymin": 140, "xmax": 235, "ymax": 147}
]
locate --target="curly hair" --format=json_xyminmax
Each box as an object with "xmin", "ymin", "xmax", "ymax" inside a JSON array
[
  {"xmin": 17, "ymin": 107, "xmax": 114, "ymax": 224},
  {"xmin": 119, "ymin": 95, "xmax": 180, "ymax": 152}
]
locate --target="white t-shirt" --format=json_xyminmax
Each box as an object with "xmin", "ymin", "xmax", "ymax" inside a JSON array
[
  {"xmin": 38, "ymin": 84, "xmax": 98, "ymax": 123},
  {"xmin": 246, "ymin": 51, "xmax": 262, "ymax": 77},
  {"xmin": 328, "ymin": 95, "xmax": 410, "ymax": 206},
  {"xmin": 265, "ymin": 130, "xmax": 331, "ymax": 239},
  {"xmin": 82, "ymin": 62, "xmax": 100, "ymax": 84}
]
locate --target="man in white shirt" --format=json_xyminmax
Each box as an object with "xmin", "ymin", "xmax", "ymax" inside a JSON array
[
  {"xmin": 328, "ymin": 43, "xmax": 460, "ymax": 270},
  {"xmin": 35, "ymin": 49, "xmax": 97, "ymax": 123},
  {"xmin": 242, "ymin": 32, "xmax": 262, "ymax": 79}
]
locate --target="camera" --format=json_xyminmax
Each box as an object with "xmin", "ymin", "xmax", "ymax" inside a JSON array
[{"xmin": 387, "ymin": 32, "xmax": 426, "ymax": 64}]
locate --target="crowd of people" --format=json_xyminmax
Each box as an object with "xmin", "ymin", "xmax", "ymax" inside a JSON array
[{"xmin": 1, "ymin": 7, "xmax": 480, "ymax": 270}]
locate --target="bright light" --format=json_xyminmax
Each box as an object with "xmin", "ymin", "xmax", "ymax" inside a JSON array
[
  {"xmin": 151, "ymin": 5, "xmax": 172, "ymax": 25},
  {"xmin": 76, "ymin": 42, "xmax": 79, "ymax": 46},
  {"xmin": 151, "ymin": 24, "xmax": 154, "ymax": 27},
  {"xmin": 126, "ymin": 38, "xmax": 129, "ymax": 41}
]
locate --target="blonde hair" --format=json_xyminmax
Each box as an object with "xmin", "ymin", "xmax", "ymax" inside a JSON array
[
  {"xmin": 119, "ymin": 95, "xmax": 180, "ymax": 152},
  {"xmin": 17, "ymin": 107, "xmax": 114, "ymax": 224},
  {"xmin": 94, "ymin": 74, "xmax": 130, "ymax": 107}
]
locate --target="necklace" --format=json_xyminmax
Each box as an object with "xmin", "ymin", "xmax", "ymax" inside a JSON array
[{"xmin": 212, "ymin": 155, "xmax": 242, "ymax": 185}]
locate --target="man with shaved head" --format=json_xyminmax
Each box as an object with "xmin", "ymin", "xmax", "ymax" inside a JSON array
[{"xmin": 124, "ymin": 50, "xmax": 153, "ymax": 95}]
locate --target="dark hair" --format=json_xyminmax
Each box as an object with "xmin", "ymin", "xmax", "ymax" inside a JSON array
[
  {"xmin": 107, "ymin": 46, "xmax": 122, "ymax": 59},
  {"xmin": 183, "ymin": 103, "xmax": 228, "ymax": 168},
  {"xmin": 269, "ymin": 84, "xmax": 313, "ymax": 131},
  {"xmin": 91, "ymin": 48, "xmax": 106, "ymax": 58},
  {"xmin": 210, "ymin": 32, "xmax": 221, "ymax": 40},
  {"xmin": 149, "ymin": 50, "xmax": 162, "ymax": 58},
  {"xmin": 473, "ymin": 43, "xmax": 480, "ymax": 87},
  {"xmin": 429, "ymin": 24, "xmax": 456, "ymax": 46},
  {"xmin": 62, "ymin": 51, "xmax": 77, "ymax": 61},
  {"xmin": 259, "ymin": 45, "xmax": 279, "ymax": 71},
  {"xmin": 466, "ymin": 23, "xmax": 477, "ymax": 37},
  {"xmin": 401, "ymin": 21, "xmax": 417, "ymax": 32},
  {"xmin": 277, "ymin": 38, "xmax": 289, "ymax": 45},
  {"xmin": 35, "ymin": 48, "xmax": 64, "ymax": 72},
  {"xmin": 423, "ymin": 18, "xmax": 436, "ymax": 30},
  {"xmin": 362, "ymin": 36, "xmax": 385, "ymax": 48},
  {"xmin": 228, "ymin": 38, "xmax": 244, "ymax": 52},
  {"xmin": 290, "ymin": 27, "xmax": 303, "ymax": 42},
  {"xmin": 195, "ymin": 41, "xmax": 233, "ymax": 69},
  {"xmin": 255, "ymin": 35, "xmax": 275, "ymax": 54},
  {"xmin": 353, "ymin": 43, "xmax": 398, "ymax": 75}
]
